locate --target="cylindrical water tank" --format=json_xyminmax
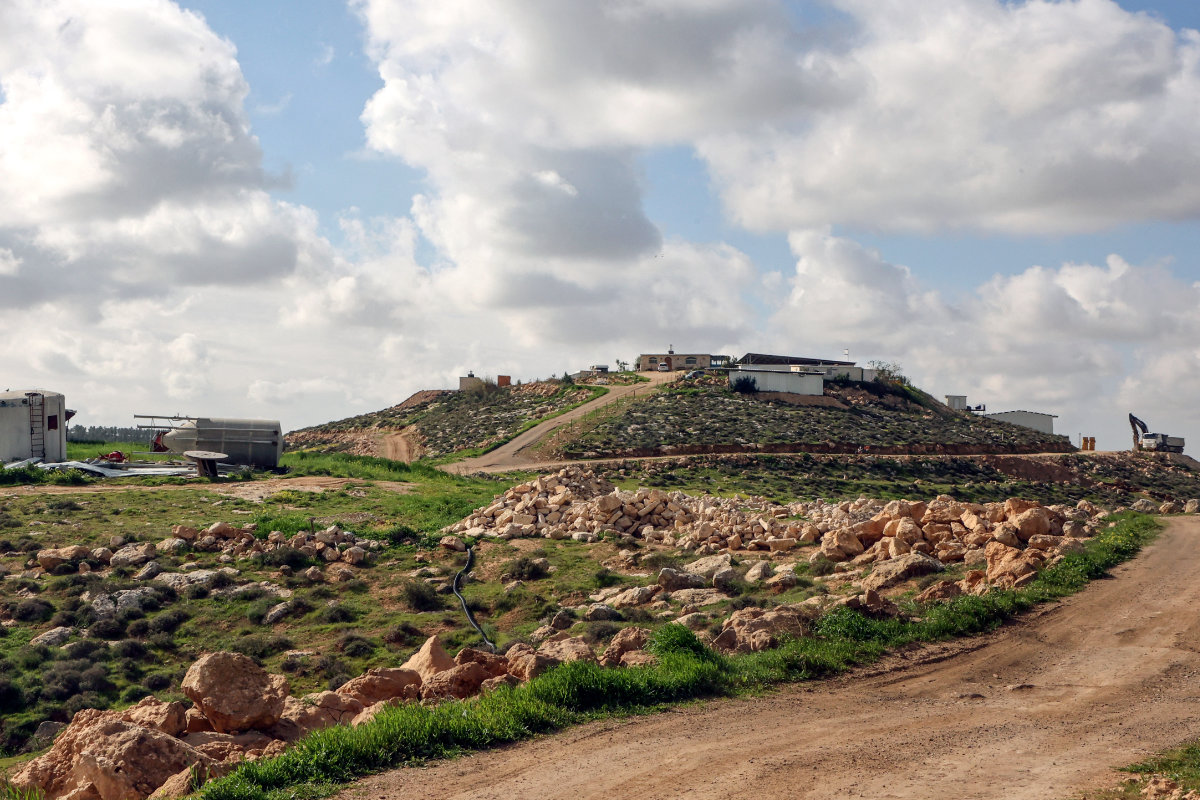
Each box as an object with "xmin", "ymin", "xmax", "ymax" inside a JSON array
[{"xmin": 161, "ymin": 418, "xmax": 283, "ymax": 468}]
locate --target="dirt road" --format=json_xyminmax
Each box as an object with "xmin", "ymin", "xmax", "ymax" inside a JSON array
[
  {"xmin": 343, "ymin": 516, "xmax": 1200, "ymax": 800},
  {"xmin": 444, "ymin": 371, "xmax": 678, "ymax": 474}
]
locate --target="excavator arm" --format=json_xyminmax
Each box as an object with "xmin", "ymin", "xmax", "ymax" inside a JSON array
[{"xmin": 1129, "ymin": 413, "xmax": 1148, "ymax": 451}]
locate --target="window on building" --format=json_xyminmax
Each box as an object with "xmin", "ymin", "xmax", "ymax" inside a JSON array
[
  {"xmin": 47, "ymin": 414, "xmax": 58, "ymax": 430},
  {"xmin": 685, "ymin": 357, "xmax": 697, "ymax": 365},
  {"xmin": 648, "ymin": 357, "xmax": 658, "ymax": 363}
]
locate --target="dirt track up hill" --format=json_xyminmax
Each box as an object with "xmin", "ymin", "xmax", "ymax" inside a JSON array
[
  {"xmin": 287, "ymin": 383, "xmax": 596, "ymax": 459},
  {"xmin": 342, "ymin": 515, "xmax": 1200, "ymax": 800}
]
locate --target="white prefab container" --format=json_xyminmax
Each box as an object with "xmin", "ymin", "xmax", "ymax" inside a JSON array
[
  {"xmin": 983, "ymin": 410, "xmax": 1057, "ymax": 436},
  {"xmin": 730, "ymin": 369, "xmax": 824, "ymax": 396},
  {"xmin": 160, "ymin": 418, "xmax": 283, "ymax": 468},
  {"xmin": 0, "ymin": 389, "xmax": 69, "ymax": 463}
]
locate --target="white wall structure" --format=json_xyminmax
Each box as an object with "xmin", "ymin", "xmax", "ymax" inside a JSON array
[
  {"xmin": 983, "ymin": 410, "xmax": 1057, "ymax": 435},
  {"xmin": 945, "ymin": 395, "xmax": 968, "ymax": 411},
  {"xmin": 0, "ymin": 390, "xmax": 68, "ymax": 462},
  {"xmin": 730, "ymin": 369, "xmax": 824, "ymax": 396}
]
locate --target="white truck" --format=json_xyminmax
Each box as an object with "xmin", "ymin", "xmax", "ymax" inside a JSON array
[{"xmin": 1129, "ymin": 414, "xmax": 1185, "ymax": 454}]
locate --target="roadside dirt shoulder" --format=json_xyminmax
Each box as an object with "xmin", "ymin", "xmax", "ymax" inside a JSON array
[{"xmin": 343, "ymin": 516, "xmax": 1200, "ymax": 800}]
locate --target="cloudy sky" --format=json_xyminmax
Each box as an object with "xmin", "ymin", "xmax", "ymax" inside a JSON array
[{"xmin": 2, "ymin": 0, "xmax": 1199, "ymax": 451}]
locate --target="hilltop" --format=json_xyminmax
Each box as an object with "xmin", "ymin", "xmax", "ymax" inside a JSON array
[
  {"xmin": 546, "ymin": 374, "xmax": 1071, "ymax": 460},
  {"xmin": 288, "ymin": 371, "xmax": 1071, "ymax": 467}
]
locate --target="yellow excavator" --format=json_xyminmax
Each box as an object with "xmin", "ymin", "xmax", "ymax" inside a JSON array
[{"xmin": 1129, "ymin": 413, "xmax": 1185, "ymax": 453}]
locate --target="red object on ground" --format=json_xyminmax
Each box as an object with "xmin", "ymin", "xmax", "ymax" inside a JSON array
[{"xmin": 99, "ymin": 450, "xmax": 127, "ymax": 462}]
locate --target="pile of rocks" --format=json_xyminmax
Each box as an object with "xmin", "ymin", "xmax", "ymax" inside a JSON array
[
  {"xmin": 32, "ymin": 522, "xmax": 383, "ymax": 581},
  {"xmin": 803, "ymin": 496, "xmax": 1110, "ymax": 591},
  {"xmin": 444, "ymin": 469, "xmax": 1120, "ymax": 590},
  {"xmin": 9, "ymin": 632, "xmax": 648, "ymax": 800},
  {"xmin": 444, "ymin": 467, "xmax": 804, "ymax": 549},
  {"xmin": 160, "ymin": 521, "xmax": 383, "ymax": 565}
]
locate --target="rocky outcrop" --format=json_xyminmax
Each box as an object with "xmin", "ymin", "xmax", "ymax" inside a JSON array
[
  {"xmin": 8, "ymin": 709, "xmax": 218, "ymax": 800},
  {"xmin": 861, "ymin": 552, "xmax": 943, "ymax": 592},
  {"xmin": 537, "ymin": 636, "xmax": 597, "ymax": 664},
  {"xmin": 335, "ymin": 668, "xmax": 422, "ymax": 706},
  {"xmin": 712, "ymin": 606, "xmax": 816, "ymax": 653},
  {"xmin": 400, "ymin": 636, "xmax": 455, "ymax": 681},
  {"xmin": 421, "ymin": 662, "xmax": 489, "ymax": 700},
  {"xmin": 600, "ymin": 627, "xmax": 651, "ymax": 667},
  {"xmin": 506, "ymin": 643, "xmax": 558, "ymax": 682},
  {"xmin": 181, "ymin": 652, "xmax": 289, "ymax": 734}
]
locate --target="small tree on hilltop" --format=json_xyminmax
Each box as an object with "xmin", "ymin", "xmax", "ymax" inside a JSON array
[
  {"xmin": 869, "ymin": 360, "xmax": 910, "ymax": 386},
  {"xmin": 731, "ymin": 375, "xmax": 758, "ymax": 394}
]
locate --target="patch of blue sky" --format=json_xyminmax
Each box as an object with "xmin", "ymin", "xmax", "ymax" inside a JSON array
[{"xmin": 181, "ymin": 0, "xmax": 428, "ymax": 247}]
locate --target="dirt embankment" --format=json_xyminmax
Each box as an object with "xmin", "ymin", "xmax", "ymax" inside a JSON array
[
  {"xmin": 561, "ymin": 440, "xmax": 1077, "ymax": 460},
  {"xmin": 342, "ymin": 516, "xmax": 1200, "ymax": 800}
]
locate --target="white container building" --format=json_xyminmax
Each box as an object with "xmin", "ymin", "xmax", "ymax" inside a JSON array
[
  {"xmin": 983, "ymin": 410, "xmax": 1057, "ymax": 436},
  {"xmin": 0, "ymin": 389, "xmax": 70, "ymax": 463},
  {"xmin": 729, "ymin": 369, "xmax": 824, "ymax": 396}
]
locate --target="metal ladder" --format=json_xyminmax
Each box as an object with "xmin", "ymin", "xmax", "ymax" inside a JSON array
[{"xmin": 27, "ymin": 392, "xmax": 45, "ymax": 460}]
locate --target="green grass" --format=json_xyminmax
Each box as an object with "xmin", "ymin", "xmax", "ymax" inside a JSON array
[
  {"xmin": 198, "ymin": 513, "xmax": 1159, "ymax": 800},
  {"xmin": 1120, "ymin": 742, "xmax": 1200, "ymax": 790},
  {"xmin": 64, "ymin": 440, "xmax": 171, "ymax": 462}
]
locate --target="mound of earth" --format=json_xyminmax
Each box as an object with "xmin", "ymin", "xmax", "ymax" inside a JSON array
[
  {"xmin": 288, "ymin": 382, "xmax": 595, "ymax": 459},
  {"xmin": 553, "ymin": 379, "xmax": 1071, "ymax": 459}
]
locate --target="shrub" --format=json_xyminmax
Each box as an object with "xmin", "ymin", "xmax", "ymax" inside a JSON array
[
  {"xmin": 383, "ymin": 622, "xmax": 423, "ymax": 648},
  {"xmin": 49, "ymin": 609, "xmax": 80, "ymax": 628},
  {"xmin": 13, "ymin": 646, "xmax": 49, "ymax": 670},
  {"xmin": 246, "ymin": 599, "xmax": 276, "ymax": 625},
  {"xmin": 503, "ymin": 557, "xmax": 548, "ymax": 582},
  {"xmin": 261, "ymin": 547, "xmax": 312, "ymax": 571},
  {"xmin": 593, "ymin": 568, "xmax": 621, "ymax": 588},
  {"xmin": 232, "ymin": 635, "xmax": 294, "ymax": 661},
  {"xmin": 143, "ymin": 673, "xmax": 172, "ymax": 691},
  {"xmin": 185, "ymin": 584, "xmax": 210, "ymax": 600},
  {"xmin": 80, "ymin": 665, "xmax": 115, "ymax": 693},
  {"xmin": 808, "ymin": 556, "xmax": 837, "ymax": 577},
  {"xmin": 338, "ymin": 634, "xmax": 376, "ymax": 659},
  {"xmin": 115, "ymin": 657, "xmax": 143, "ymax": 681},
  {"xmin": 13, "ymin": 598, "xmax": 54, "ymax": 622},
  {"xmin": 322, "ymin": 604, "xmax": 357, "ymax": 624},
  {"xmin": 63, "ymin": 639, "xmax": 109, "ymax": 661},
  {"xmin": 584, "ymin": 621, "xmax": 620, "ymax": 643},
  {"xmin": 147, "ymin": 632, "xmax": 177, "ymax": 651},
  {"xmin": 731, "ymin": 375, "xmax": 758, "ymax": 394},
  {"xmin": 399, "ymin": 581, "xmax": 444, "ymax": 612},
  {"xmin": 112, "ymin": 639, "xmax": 148, "ymax": 659},
  {"xmin": 89, "ymin": 616, "xmax": 126, "ymax": 640},
  {"xmin": 121, "ymin": 685, "xmax": 152, "ymax": 703},
  {"xmin": 149, "ymin": 608, "xmax": 189, "ymax": 634},
  {"xmin": 126, "ymin": 619, "xmax": 150, "ymax": 638},
  {"xmin": 0, "ymin": 677, "xmax": 24, "ymax": 713}
]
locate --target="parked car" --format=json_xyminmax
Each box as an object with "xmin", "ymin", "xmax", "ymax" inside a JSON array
[{"xmin": 657, "ymin": 363, "xmax": 670, "ymax": 371}]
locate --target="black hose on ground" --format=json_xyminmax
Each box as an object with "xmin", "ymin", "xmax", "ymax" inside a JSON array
[{"xmin": 453, "ymin": 545, "xmax": 496, "ymax": 653}]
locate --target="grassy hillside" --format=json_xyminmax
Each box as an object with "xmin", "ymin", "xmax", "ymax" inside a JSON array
[
  {"xmin": 288, "ymin": 382, "xmax": 602, "ymax": 459},
  {"xmin": 552, "ymin": 376, "xmax": 1071, "ymax": 458}
]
